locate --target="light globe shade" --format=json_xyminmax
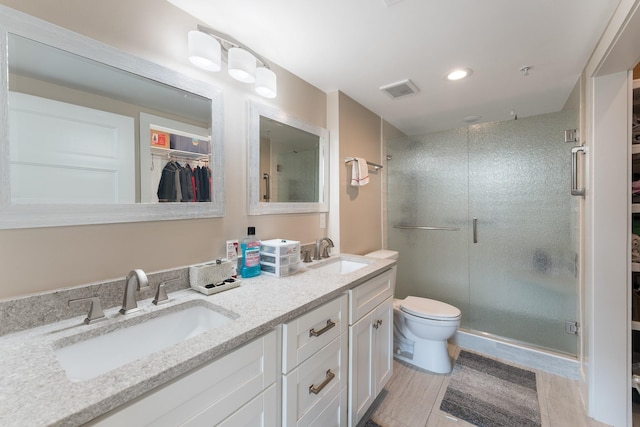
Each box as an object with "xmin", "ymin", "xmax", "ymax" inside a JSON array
[
  {"xmin": 255, "ymin": 67, "xmax": 277, "ymax": 98},
  {"xmin": 228, "ymin": 47, "xmax": 256, "ymax": 83},
  {"xmin": 188, "ymin": 31, "xmax": 221, "ymax": 71}
]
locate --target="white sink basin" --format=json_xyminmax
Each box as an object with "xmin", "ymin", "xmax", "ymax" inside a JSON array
[
  {"xmin": 54, "ymin": 303, "xmax": 233, "ymax": 381},
  {"xmin": 310, "ymin": 258, "xmax": 369, "ymax": 274}
]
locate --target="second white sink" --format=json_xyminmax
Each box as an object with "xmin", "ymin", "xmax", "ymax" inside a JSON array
[
  {"xmin": 54, "ymin": 302, "xmax": 234, "ymax": 381},
  {"xmin": 310, "ymin": 258, "xmax": 369, "ymax": 274}
]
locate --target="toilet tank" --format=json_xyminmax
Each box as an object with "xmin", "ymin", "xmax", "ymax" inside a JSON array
[{"xmin": 365, "ymin": 249, "xmax": 399, "ymax": 260}]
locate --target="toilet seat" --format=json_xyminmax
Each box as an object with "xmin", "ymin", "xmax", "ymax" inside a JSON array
[{"xmin": 400, "ymin": 296, "xmax": 461, "ymax": 321}]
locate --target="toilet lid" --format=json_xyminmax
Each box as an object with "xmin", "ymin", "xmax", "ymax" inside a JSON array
[{"xmin": 400, "ymin": 296, "xmax": 461, "ymax": 320}]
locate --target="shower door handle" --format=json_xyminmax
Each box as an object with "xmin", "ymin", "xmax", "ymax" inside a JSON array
[
  {"xmin": 571, "ymin": 146, "xmax": 585, "ymax": 197},
  {"xmin": 262, "ymin": 173, "xmax": 270, "ymax": 201},
  {"xmin": 473, "ymin": 218, "xmax": 478, "ymax": 244}
]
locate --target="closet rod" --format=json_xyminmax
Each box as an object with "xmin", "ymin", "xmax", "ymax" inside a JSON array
[
  {"xmin": 344, "ymin": 157, "xmax": 383, "ymax": 170},
  {"xmin": 152, "ymin": 151, "xmax": 209, "ymax": 162}
]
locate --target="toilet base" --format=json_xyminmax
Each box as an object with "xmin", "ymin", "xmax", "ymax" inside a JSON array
[{"xmin": 394, "ymin": 337, "xmax": 453, "ymax": 374}]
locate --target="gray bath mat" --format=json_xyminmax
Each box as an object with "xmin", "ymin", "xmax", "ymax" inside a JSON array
[{"xmin": 440, "ymin": 350, "xmax": 541, "ymax": 427}]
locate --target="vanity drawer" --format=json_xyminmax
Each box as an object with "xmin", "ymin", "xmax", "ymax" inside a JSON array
[
  {"xmin": 282, "ymin": 294, "xmax": 348, "ymax": 373},
  {"xmin": 298, "ymin": 386, "xmax": 347, "ymax": 427},
  {"xmin": 282, "ymin": 332, "xmax": 348, "ymax": 427},
  {"xmin": 349, "ymin": 268, "xmax": 395, "ymax": 324}
]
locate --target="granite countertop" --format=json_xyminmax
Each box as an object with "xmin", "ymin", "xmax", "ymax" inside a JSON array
[{"xmin": 0, "ymin": 254, "xmax": 395, "ymax": 426}]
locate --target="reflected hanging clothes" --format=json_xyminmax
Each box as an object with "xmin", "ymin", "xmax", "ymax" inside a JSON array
[
  {"xmin": 157, "ymin": 161, "xmax": 178, "ymax": 202},
  {"xmin": 180, "ymin": 164, "xmax": 195, "ymax": 202},
  {"xmin": 194, "ymin": 166, "xmax": 211, "ymax": 202}
]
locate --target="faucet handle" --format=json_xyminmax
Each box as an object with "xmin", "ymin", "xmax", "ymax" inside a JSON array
[
  {"xmin": 321, "ymin": 246, "xmax": 331, "ymax": 258},
  {"xmin": 152, "ymin": 284, "xmax": 169, "ymax": 305},
  {"xmin": 152, "ymin": 277, "xmax": 178, "ymax": 305},
  {"xmin": 69, "ymin": 296, "xmax": 105, "ymax": 324},
  {"xmin": 302, "ymin": 250, "xmax": 312, "ymax": 263}
]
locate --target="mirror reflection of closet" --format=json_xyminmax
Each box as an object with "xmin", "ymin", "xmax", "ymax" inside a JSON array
[{"xmin": 0, "ymin": 6, "xmax": 224, "ymax": 228}]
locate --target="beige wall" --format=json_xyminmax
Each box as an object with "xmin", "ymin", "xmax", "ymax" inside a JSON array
[
  {"xmin": 337, "ymin": 92, "xmax": 383, "ymax": 255},
  {"xmin": 0, "ymin": 0, "xmax": 329, "ymax": 299}
]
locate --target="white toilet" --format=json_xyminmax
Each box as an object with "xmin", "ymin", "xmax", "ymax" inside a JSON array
[{"xmin": 365, "ymin": 250, "xmax": 462, "ymax": 374}]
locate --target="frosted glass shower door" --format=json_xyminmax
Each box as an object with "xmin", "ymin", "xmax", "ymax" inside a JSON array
[
  {"xmin": 467, "ymin": 111, "xmax": 578, "ymax": 355},
  {"xmin": 387, "ymin": 128, "xmax": 470, "ymax": 320}
]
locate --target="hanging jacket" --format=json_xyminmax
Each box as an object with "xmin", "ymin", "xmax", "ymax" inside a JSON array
[{"xmin": 157, "ymin": 162, "xmax": 178, "ymax": 202}]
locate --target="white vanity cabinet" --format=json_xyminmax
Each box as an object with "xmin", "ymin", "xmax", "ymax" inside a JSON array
[
  {"xmin": 282, "ymin": 295, "xmax": 349, "ymax": 426},
  {"xmin": 348, "ymin": 268, "xmax": 395, "ymax": 427},
  {"xmin": 89, "ymin": 330, "xmax": 277, "ymax": 427}
]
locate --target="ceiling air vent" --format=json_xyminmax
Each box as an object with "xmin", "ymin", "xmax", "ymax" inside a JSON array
[{"xmin": 380, "ymin": 79, "xmax": 419, "ymax": 99}]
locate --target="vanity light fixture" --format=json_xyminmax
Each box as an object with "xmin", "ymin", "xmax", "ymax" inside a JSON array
[
  {"xmin": 255, "ymin": 67, "xmax": 277, "ymax": 98},
  {"xmin": 188, "ymin": 25, "xmax": 277, "ymax": 98},
  {"xmin": 446, "ymin": 68, "xmax": 473, "ymax": 81},
  {"xmin": 188, "ymin": 30, "xmax": 221, "ymax": 71},
  {"xmin": 228, "ymin": 47, "xmax": 257, "ymax": 83}
]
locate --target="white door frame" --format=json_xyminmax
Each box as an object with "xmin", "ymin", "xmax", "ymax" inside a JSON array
[{"xmin": 583, "ymin": 1, "xmax": 640, "ymax": 426}]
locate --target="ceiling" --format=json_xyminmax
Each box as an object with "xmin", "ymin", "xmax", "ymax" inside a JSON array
[{"xmin": 167, "ymin": 0, "xmax": 620, "ymax": 136}]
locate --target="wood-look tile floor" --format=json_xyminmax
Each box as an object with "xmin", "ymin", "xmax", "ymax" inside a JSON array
[{"xmin": 368, "ymin": 346, "xmax": 612, "ymax": 427}]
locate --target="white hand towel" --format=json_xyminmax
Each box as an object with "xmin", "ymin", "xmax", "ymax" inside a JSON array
[{"xmin": 350, "ymin": 157, "xmax": 370, "ymax": 187}]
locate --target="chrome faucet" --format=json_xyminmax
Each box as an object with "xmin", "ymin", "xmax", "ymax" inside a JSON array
[
  {"xmin": 314, "ymin": 237, "xmax": 334, "ymax": 260},
  {"xmin": 119, "ymin": 269, "xmax": 149, "ymax": 315}
]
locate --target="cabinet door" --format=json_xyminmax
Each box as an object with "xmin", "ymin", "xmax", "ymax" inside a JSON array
[
  {"xmin": 216, "ymin": 383, "xmax": 277, "ymax": 427},
  {"xmin": 348, "ymin": 310, "xmax": 374, "ymax": 427},
  {"xmin": 373, "ymin": 297, "xmax": 393, "ymax": 394},
  {"xmin": 89, "ymin": 330, "xmax": 276, "ymax": 426}
]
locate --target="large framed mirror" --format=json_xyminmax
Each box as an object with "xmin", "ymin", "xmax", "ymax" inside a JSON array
[
  {"xmin": 248, "ymin": 101, "xmax": 329, "ymax": 215},
  {"xmin": 0, "ymin": 6, "xmax": 224, "ymax": 229}
]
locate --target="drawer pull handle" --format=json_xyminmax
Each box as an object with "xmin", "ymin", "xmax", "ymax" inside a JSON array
[
  {"xmin": 309, "ymin": 319, "xmax": 335, "ymax": 337},
  {"xmin": 309, "ymin": 369, "xmax": 336, "ymax": 395}
]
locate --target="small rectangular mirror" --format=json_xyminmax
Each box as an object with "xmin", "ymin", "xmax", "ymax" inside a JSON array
[{"xmin": 248, "ymin": 101, "xmax": 329, "ymax": 215}]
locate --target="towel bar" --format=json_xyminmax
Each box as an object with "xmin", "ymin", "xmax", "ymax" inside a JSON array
[
  {"xmin": 344, "ymin": 157, "xmax": 383, "ymax": 170},
  {"xmin": 393, "ymin": 225, "xmax": 460, "ymax": 231}
]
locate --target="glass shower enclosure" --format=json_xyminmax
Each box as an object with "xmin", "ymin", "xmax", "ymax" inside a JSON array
[{"xmin": 387, "ymin": 110, "xmax": 578, "ymax": 355}]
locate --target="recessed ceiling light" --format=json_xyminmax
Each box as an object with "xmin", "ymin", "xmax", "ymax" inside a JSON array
[{"xmin": 446, "ymin": 68, "xmax": 473, "ymax": 81}]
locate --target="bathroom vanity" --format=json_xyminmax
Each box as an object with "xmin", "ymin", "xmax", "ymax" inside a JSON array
[{"xmin": 0, "ymin": 254, "xmax": 396, "ymax": 426}]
